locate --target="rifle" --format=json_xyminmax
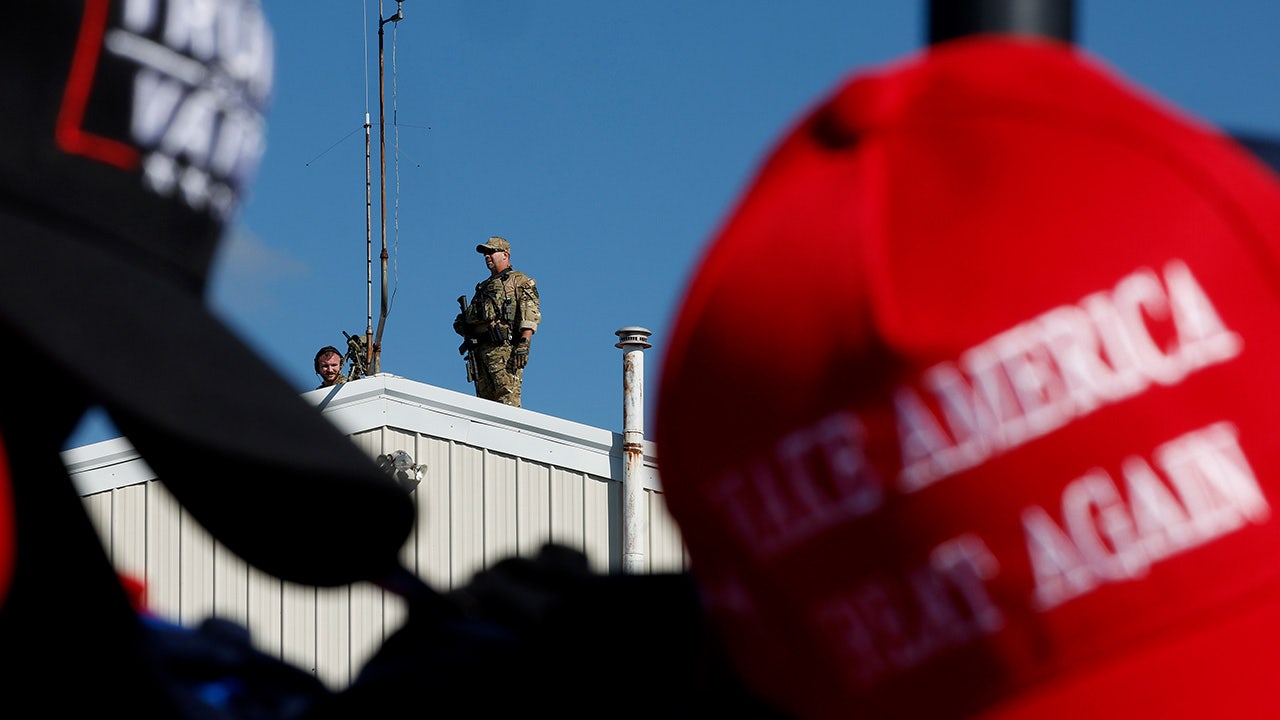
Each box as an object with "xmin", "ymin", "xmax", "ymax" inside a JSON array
[
  {"xmin": 343, "ymin": 331, "xmax": 370, "ymax": 380},
  {"xmin": 457, "ymin": 296, "xmax": 478, "ymax": 383}
]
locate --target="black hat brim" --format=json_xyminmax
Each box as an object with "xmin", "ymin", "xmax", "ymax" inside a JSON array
[{"xmin": 0, "ymin": 208, "xmax": 414, "ymax": 587}]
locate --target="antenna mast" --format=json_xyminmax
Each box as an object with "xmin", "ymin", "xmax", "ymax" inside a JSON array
[
  {"xmin": 363, "ymin": 109, "xmax": 372, "ymax": 373},
  {"xmin": 369, "ymin": 0, "xmax": 404, "ymax": 375}
]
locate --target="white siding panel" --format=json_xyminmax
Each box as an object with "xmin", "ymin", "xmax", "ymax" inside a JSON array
[
  {"xmin": 347, "ymin": 428, "xmax": 382, "ymax": 458},
  {"xmin": 451, "ymin": 442, "xmax": 486, "ymax": 584},
  {"xmin": 214, "ymin": 544, "xmax": 249, "ymax": 624},
  {"xmin": 281, "ymin": 582, "xmax": 318, "ymax": 676},
  {"xmin": 315, "ymin": 586, "xmax": 351, "ymax": 689},
  {"xmin": 180, "ymin": 509, "xmax": 217, "ymax": 625},
  {"xmin": 349, "ymin": 582, "xmax": 388, "ymax": 672},
  {"xmin": 113, "ymin": 483, "xmax": 147, "ymax": 581},
  {"xmin": 648, "ymin": 491, "xmax": 689, "ymax": 573},
  {"xmin": 82, "ymin": 491, "xmax": 111, "ymax": 553},
  {"xmin": 582, "ymin": 475, "xmax": 615, "ymax": 574},
  {"xmin": 419, "ymin": 436, "xmax": 454, "ymax": 588},
  {"xmin": 147, "ymin": 483, "xmax": 183, "ymax": 619},
  {"xmin": 364, "ymin": 427, "xmax": 421, "ymax": 577},
  {"xmin": 517, "ymin": 460, "xmax": 552, "ymax": 555},
  {"xmin": 384, "ymin": 585, "xmax": 408, "ymax": 641},
  {"xmin": 382, "ymin": 427, "xmax": 417, "ymax": 460},
  {"xmin": 247, "ymin": 569, "xmax": 284, "ymax": 655},
  {"xmin": 483, "ymin": 451, "xmax": 520, "ymax": 567},
  {"xmin": 548, "ymin": 466, "xmax": 586, "ymax": 552}
]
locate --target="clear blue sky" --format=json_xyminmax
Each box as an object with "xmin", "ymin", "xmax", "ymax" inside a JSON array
[{"xmin": 65, "ymin": 1, "xmax": 1280, "ymax": 449}]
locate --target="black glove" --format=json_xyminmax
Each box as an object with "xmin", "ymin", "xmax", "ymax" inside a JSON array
[
  {"xmin": 509, "ymin": 339, "xmax": 530, "ymax": 370},
  {"xmin": 452, "ymin": 313, "xmax": 467, "ymax": 336}
]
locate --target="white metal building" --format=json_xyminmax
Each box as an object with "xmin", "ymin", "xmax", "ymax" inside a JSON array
[{"xmin": 62, "ymin": 371, "xmax": 684, "ymax": 689}]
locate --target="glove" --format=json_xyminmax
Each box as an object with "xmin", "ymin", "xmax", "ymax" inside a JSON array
[
  {"xmin": 509, "ymin": 339, "xmax": 530, "ymax": 371},
  {"xmin": 453, "ymin": 313, "xmax": 467, "ymax": 336}
]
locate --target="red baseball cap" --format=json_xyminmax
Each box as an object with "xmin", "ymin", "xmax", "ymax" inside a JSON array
[{"xmin": 657, "ymin": 36, "xmax": 1280, "ymax": 719}]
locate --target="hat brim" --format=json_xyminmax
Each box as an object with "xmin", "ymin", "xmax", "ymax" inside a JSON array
[{"xmin": 0, "ymin": 209, "xmax": 414, "ymax": 587}]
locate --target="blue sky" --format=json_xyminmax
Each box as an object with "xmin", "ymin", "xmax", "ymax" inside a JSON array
[{"xmin": 66, "ymin": 1, "xmax": 1280, "ymax": 448}]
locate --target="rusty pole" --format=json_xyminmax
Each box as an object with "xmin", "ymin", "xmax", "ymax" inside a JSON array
[{"xmin": 615, "ymin": 327, "xmax": 652, "ymax": 574}]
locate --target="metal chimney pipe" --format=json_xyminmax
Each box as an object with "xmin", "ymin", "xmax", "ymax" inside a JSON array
[
  {"xmin": 928, "ymin": 0, "xmax": 1075, "ymax": 45},
  {"xmin": 615, "ymin": 326, "xmax": 652, "ymax": 574}
]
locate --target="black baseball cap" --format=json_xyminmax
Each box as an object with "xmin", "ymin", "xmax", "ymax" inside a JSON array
[{"xmin": 0, "ymin": 1, "xmax": 413, "ymax": 586}]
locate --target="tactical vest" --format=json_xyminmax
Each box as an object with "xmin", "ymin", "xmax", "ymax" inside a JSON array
[{"xmin": 465, "ymin": 269, "xmax": 539, "ymax": 333}]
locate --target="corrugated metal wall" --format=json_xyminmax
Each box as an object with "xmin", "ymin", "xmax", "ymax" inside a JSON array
[{"xmin": 77, "ymin": 401, "xmax": 685, "ymax": 689}]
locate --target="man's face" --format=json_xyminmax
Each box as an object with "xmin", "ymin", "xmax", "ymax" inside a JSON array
[
  {"xmin": 485, "ymin": 249, "xmax": 511, "ymax": 275},
  {"xmin": 318, "ymin": 353, "xmax": 343, "ymax": 383}
]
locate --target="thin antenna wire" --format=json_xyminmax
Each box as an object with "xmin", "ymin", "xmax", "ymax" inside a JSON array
[{"xmin": 303, "ymin": 126, "xmax": 362, "ymax": 166}]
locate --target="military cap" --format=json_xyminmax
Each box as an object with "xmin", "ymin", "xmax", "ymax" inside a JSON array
[{"xmin": 477, "ymin": 236, "xmax": 512, "ymax": 254}]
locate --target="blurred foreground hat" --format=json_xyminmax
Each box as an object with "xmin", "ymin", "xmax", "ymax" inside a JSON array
[
  {"xmin": 657, "ymin": 36, "xmax": 1280, "ymax": 719},
  {"xmin": 477, "ymin": 236, "xmax": 511, "ymax": 254},
  {"xmin": 0, "ymin": 1, "xmax": 413, "ymax": 586}
]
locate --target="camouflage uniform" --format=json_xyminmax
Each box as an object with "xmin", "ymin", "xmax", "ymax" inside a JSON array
[
  {"xmin": 316, "ymin": 374, "xmax": 348, "ymax": 390},
  {"xmin": 458, "ymin": 257, "xmax": 541, "ymax": 407}
]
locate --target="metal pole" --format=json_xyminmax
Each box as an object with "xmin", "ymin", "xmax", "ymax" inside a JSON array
[
  {"xmin": 372, "ymin": 1, "xmax": 403, "ymax": 375},
  {"xmin": 927, "ymin": 0, "xmax": 1075, "ymax": 45},
  {"xmin": 364, "ymin": 110, "xmax": 373, "ymax": 373},
  {"xmin": 615, "ymin": 327, "xmax": 652, "ymax": 575}
]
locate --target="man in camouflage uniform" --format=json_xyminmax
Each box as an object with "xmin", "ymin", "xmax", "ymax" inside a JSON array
[{"xmin": 454, "ymin": 236, "xmax": 541, "ymax": 407}]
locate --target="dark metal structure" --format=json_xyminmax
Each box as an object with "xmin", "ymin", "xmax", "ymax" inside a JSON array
[
  {"xmin": 927, "ymin": 0, "xmax": 1280, "ymax": 176},
  {"xmin": 928, "ymin": 0, "xmax": 1075, "ymax": 45}
]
